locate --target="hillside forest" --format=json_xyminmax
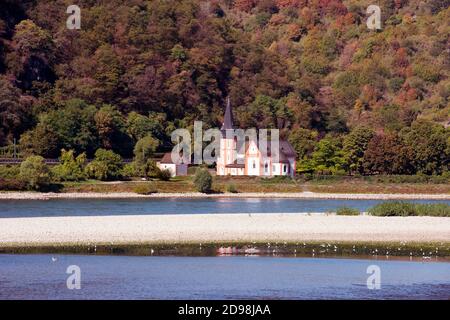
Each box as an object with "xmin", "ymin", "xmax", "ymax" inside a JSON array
[{"xmin": 0, "ymin": 0, "xmax": 449, "ymax": 177}]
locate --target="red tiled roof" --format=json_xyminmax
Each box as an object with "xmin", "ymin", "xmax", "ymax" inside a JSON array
[
  {"xmin": 160, "ymin": 152, "xmax": 189, "ymax": 164},
  {"xmin": 160, "ymin": 153, "xmax": 174, "ymax": 164}
]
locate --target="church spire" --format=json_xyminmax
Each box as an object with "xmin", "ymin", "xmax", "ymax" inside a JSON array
[{"xmin": 221, "ymin": 97, "xmax": 234, "ymax": 130}]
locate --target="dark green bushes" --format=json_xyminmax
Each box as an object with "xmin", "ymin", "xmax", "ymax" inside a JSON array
[
  {"xmin": 193, "ymin": 168, "xmax": 212, "ymax": 193},
  {"xmin": 336, "ymin": 207, "xmax": 360, "ymax": 216},
  {"xmin": 368, "ymin": 201, "xmax": 450, "ymax": 217},
  {"xmin": 85, "ymin": 149, "xmax": 123, "ymax": 181},
  {"xmin": 156, "ymin": 168, "xmax": 172, "ymax": 181}
]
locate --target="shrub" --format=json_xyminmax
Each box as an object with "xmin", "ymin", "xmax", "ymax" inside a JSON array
[
  {"xmin": 121, "ymin": 163, "xmax": 136, "ymax": 179},
  {"xmin": 51, "ymin": 149, "xmax": 87, "ymax": 182},
  {"xmin": 146, "ymin": 160, "xmax": 160, "ymax": 178},
  {"xmin": 133, "ymin": 135, "xmax": 159, "ymax": 165},
  {"xmin": 193, "ymin": 168, "xmax": 212, "ymax": 193},
  {"xmin": 368, "ymin": 201, "xmax": 416, "ymax": 216},
  {"xmin": 226, "ymin": 183, "xmax": 238, "ymax": 193},
  {"xmin": 19, "ymin": 155, "xmax": 50, "ymax": 190},
  {"xmin": 413, "ymin": 203, "xmax": 450, "ymax": 217},
  {"xmin": 0, "ymin": 165, "xmax": 20, "ymax": 179},
  {"xmin": 133, "ymin": 183, "xmax": 157, "ymax": 195},
  {"xmin": 336, "ymin": 207, "xmax": 360, "ymax": 216},
  {"xmin": 156, "ymin": 168, "xmax": 172, "ymax": 181},
  {"xmin": 0, "ymin": 178, "xmax": 27, "ymax": 191},
  {"xmin": 368, "ymin": 201, "xmax": 450, "ymax": 217},
  {"xmin": 85, "ymin": 149, "xmax": 123, "ymax": 181},
  {"xmin": 132, "ymin": 159, "xmax": 160, "ymax": 178}
]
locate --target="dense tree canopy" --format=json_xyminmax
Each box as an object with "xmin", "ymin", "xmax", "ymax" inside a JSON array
[{"xmin": 0, "ymin": 0, "xmax": 448, "ymax": 175}]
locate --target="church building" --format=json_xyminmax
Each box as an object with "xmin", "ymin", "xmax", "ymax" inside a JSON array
[{"xmin": 216, "ymin": 99, "xmax": 297, "ymax": 177}]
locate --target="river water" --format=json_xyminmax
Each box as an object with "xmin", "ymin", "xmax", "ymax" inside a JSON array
[
  {"xmin": 1, "ymin": 198, "xmax": 449, "ymax": 217},
  {"xmin": 0, "ymin": 254, "xmax": 448, "ymax": 299},
  {"xmin": 1, "ymin": 198, "xmax": 449, "ymax": 299}
]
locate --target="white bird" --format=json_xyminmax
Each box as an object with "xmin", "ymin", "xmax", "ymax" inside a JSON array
[{"xmin": 51, "ymin": 257, "xmax": 57, "ymax": 262}]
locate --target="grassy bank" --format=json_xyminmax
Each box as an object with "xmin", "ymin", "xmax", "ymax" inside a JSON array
[
  {"xmin": 2, "ymin": 163, "xmax": 450, "ymax": 194},
  {"xmin": 59, "ymin": 175, "xmax": 450, "ymax": 194},
  {"xmin": 1, "ymin": 241, "xmax": 449, "ymax": 258}
]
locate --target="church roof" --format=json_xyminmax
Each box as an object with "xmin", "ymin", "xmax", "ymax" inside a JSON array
[
  {"xmin": 221, "ymin": 97, "xmax": 234, "ymax": 131},
  {"xmin": 246, "ymin": 140, "xmax": 296, "ymax": 160},
  {"xmin": 279, "ymin": 140, "xmax": 297, "ymax": 157}
]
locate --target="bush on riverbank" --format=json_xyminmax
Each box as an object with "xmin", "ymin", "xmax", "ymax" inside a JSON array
[
  {"xmin": 0, "ymin": 165, "xmax": 20, "ymax": 179},
  {"xmin": 226, "ymin": 183, "xmax": 238, "ymax": 193},
  {"xmin": 19, "ymin": 156, "xmax": 50, "ymax": 190},
  {"xmin": 85, "ymin": 149, "xmax": 123, "ymax": 181},
  {"xmin": 368, "ymin": 202, "xmax": 450, "ymax": 217},
  {"xmin": 193, "ymin": 168, "xmax": 212, "ymax": 193},
  {"xmin": 336, "ymin": 207, "xmax": 360, "ymax": 216},
  {"xmin": 156, "ymin": 168, "xmax": 172, "ymax": 181},
  {"xmin": 51, "ymin": 149, "xmax": 87, "ymax": 182},
  {"xmin": 133, "ymin": 183, "xmax": 157, "ymax": 195}
]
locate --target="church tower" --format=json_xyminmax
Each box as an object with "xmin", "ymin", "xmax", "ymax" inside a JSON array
[{"xmin": 217, "ymin": 97, "xmax": 236, "ymax": 175}]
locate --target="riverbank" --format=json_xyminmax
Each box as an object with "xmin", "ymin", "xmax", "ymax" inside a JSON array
[
  {"xmin": 1, "ymin": 214, "xmax": 449, "ymax": 257},
  {"xmin": 61, "ymin": 178, "xmax": 450, "ymax": 194},
  {"xmin": 1, "ymin": 191, "xmax": 450, "ymax": 200}
]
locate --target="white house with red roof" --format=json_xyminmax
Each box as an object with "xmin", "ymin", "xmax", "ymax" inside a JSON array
[{"xmin": 157, "ymin": 152, "xmax": 188, "ymax": 177}]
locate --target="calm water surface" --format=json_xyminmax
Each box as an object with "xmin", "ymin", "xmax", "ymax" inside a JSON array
[
  {"xmin": 0, "ymin": 254, "xmax": 448, "ymax": 299},
  {"xmin": 1, "ymin": 198, "xmax": 449, "ymax": 217},
  {"xmin": 1, "ymin": 198, "xmax": 449, "ymax": 299}
]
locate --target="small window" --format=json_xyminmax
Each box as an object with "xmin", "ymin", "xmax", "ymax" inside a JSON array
[
  {"xmin": 264, "ymin": 163, "xmax": 268, "ymax": 172},
  {"xmin": 283, "ymin": 165, "xmax": 287, "ymax": 173},
  {"xmin": 273, "ymin": 165, "xmax": 276, "ymax": 172},
  {"xmin": 253, "ymin": 161, "xmax": 256, "ymax": 169}
]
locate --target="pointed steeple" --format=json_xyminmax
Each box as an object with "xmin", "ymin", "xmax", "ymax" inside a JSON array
[{"xmin": 221, "ymin": 97, "xmax": 234, "ymax": 131}]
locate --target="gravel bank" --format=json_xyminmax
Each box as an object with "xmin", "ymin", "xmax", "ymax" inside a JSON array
[
  {"xmin": 1, "ymin": 191, "xmax": 450, "ymax": 200},
  {"xmin": 1, "ymin": 214, "xmax": 449, "ymax": 246}
]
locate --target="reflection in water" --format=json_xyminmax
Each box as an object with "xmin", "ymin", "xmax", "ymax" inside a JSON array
[{"xmin": 0, "ymin": 254, "xmax": 448, "ymax": 300}]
